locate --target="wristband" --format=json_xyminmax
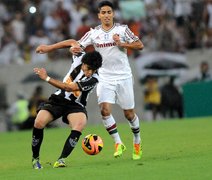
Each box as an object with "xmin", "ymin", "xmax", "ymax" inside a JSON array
[{"xmin": 45, "ymin": 76, "xmax": 50, "ymax": 82}]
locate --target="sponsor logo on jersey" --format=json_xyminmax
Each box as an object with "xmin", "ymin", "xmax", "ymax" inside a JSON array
[{"xmin": 95, "ymin": 42, "xmax": 116, "ymax": 48}]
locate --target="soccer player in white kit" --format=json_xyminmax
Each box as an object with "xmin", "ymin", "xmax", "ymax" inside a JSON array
[{"xmin": 71, "ymin": 0, "xmax": 144, "ymax": 160}]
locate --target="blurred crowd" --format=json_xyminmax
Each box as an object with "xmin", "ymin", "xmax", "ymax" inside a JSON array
[
  {"xmin": 5, "ymin": 85, "xmax": 58, "ymax": 131},
  {"xmin": 0, "ymin": 0, "xmax": 212, "ymax": 129},
  {"xmin": 143, "ymin": 60, "xmax": 212, "ymax": 121},
  {"xmin": 0, "ymin": 0, "xmax": 212, "ymax": 65}
]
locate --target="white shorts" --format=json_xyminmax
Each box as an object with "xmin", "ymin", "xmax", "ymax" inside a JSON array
[{"xmin": 96, "ymin": 77, "xmax": 135, "ymax": 109}]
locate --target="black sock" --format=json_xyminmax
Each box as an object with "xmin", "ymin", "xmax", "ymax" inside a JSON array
[
  {"xmin": 32, "ymin": 127, "xmax": 44, "ymax": 159},
  {"xmin": 58, "ymin": 130, "xmax": 82, "ymax": 159}
]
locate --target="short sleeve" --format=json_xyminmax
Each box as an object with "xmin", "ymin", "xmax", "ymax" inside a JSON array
[
  {"xmin": 124, "ymin": 25, "xmax": 139, "ymax": 43},
  {"xmin": 77, "ymin": 76, "xmax": 98, "ymax": 91}
]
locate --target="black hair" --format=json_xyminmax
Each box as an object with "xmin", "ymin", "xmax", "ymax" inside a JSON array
[
  {"xmin": 98, "ymin": 1, "xmax": 114, "ymax": 11},
  {"xmin": 81, "ymin": 51, "xmax": 102, "ymax": 71},
  {"xmin": 34, "ymin": 85, "xmax": 43, "ymax": 95}
]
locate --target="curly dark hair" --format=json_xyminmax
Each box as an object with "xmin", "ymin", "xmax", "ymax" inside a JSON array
[
  {"xmin": 98, "ymin": 1, "xmax": 114, "ymax": 11},
  {"xmin": 81, "ymin": 51, "xmax": 102, "ymax": 71}
]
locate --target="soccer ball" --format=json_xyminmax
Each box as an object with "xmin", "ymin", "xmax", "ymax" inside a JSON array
[{"xmin": 82, "ymin": 134, "xmax": 103, "ymax": 155}]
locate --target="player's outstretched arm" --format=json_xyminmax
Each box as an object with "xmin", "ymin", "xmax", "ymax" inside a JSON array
[
  {"xmin": 36, "ymin": 39, "xmax": 80, "ymax": 54},
  {"xmin": 34, "ymin": 67, "xmax": 79, "ymax": 92}
]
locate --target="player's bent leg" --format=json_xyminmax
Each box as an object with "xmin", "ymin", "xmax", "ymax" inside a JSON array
[
  {"xmin": 124, "ymin": 111, "xmax": 142, "ymax": 160},
  {"xmin": 53, "ymin": 113, "xmax": 85, "ymax": 168},
  {"xmin": 31, "ymin": 110, "xmax": 53, "ymax": 169}
]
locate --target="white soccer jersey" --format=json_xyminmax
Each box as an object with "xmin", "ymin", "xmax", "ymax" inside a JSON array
[{"xmin": 79, "ymin": 23, "xmax": 139, "ymax": 81}]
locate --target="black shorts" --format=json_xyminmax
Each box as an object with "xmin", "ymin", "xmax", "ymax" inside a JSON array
[{"xmin": 38, "ymin": 94, "xmax": 87, "ymax": 124}]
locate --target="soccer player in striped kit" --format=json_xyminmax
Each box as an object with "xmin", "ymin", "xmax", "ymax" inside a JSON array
[
  {"xmin": 31, "ymin": 43, "xmax": 102, "ymax": 169},
  {"xmin": 71, "ymin": 1, "xmax": 144, "ymax": 160}
]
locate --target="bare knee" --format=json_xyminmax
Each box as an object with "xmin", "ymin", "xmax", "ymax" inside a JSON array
[
  {"xmin": 72, "ymin": 121, "xmax": 86, "ymax": 132},
  {"xmin": 67, "ymin": 113, "xmax": 87, "ymax": 132},
  {"xmin": 100, "ymin": 108, "xmax": 110, "ymax": 117},
  {"xmin": 34, "ymin": 110, "xmax": 53, "ymax": 129},
  {"xmin": 100, "ymin": 103, "xmax": 111, "ymax": 117},
  {"xmin": 34, "ymin": 119, "xmax": 46, "ymax": 129},
  {"xmin": 124, "ymin": 109, "xmax": 135, "ymax": 121}
]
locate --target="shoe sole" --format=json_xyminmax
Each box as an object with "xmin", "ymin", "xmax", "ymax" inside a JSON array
[
  {"xmin": 53, "ymin": 164, "xmax": 66, "ymax": 168},
  {"xmin": 33, "ymin": 167, "xmax": 43, "ymax": 169},
  {"xmin": 132, "ymin": 155, "xmax": 142, "ymax": 160}
]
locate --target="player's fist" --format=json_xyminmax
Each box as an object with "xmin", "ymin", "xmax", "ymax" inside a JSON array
[
  {"xmin": 36, "ymin": 45, "xmax": 50, "ymax": 54},
  {"xmin": 113, "ymin": 34, "xmax": 120, "ymax": 41},
  {"xmin": 69, "ymin": 46, "xmax": 82, "ymax": 55},
  {"xmin": 113, "ymin": 34, "xmax": 122, "ymax": 46}
]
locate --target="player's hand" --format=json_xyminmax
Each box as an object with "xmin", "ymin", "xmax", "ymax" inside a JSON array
[
  {"xmin": 69, "ymin": 46, "xmax": 82, "ymax": 55},
  {"xmin": 34, "ymin": 67, "xmax": 48, "ymax": 80},
  {"xmin": 36, "ymin": 45, "xmax": 50, "ymax": 54},
  {"xmin": 113, "ymin": 34, "xmax": 121, "ymax": 46}
]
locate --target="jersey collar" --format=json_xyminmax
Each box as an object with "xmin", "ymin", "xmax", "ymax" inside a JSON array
[{"xmin": 101, "ymin": 23, "xmax": 115, "ymax": 33}]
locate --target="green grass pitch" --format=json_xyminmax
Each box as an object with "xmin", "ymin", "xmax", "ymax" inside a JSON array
[{"xmin": 0, "ymin": 116, "xmax": 212, "ymax": 180}]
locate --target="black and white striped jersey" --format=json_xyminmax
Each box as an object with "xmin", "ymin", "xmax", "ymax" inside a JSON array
[{"xmin": 54, "ymin": 53, "xmax": 99, "ymax": 107}]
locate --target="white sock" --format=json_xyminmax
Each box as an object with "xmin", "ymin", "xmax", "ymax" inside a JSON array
[
  {"xmin": 102, "ymin": 115, "xmax": 122, "ymax": 144},
  {"xmin": 128, "ymin": 114, "xmax": 141, "ymax": 144}
]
